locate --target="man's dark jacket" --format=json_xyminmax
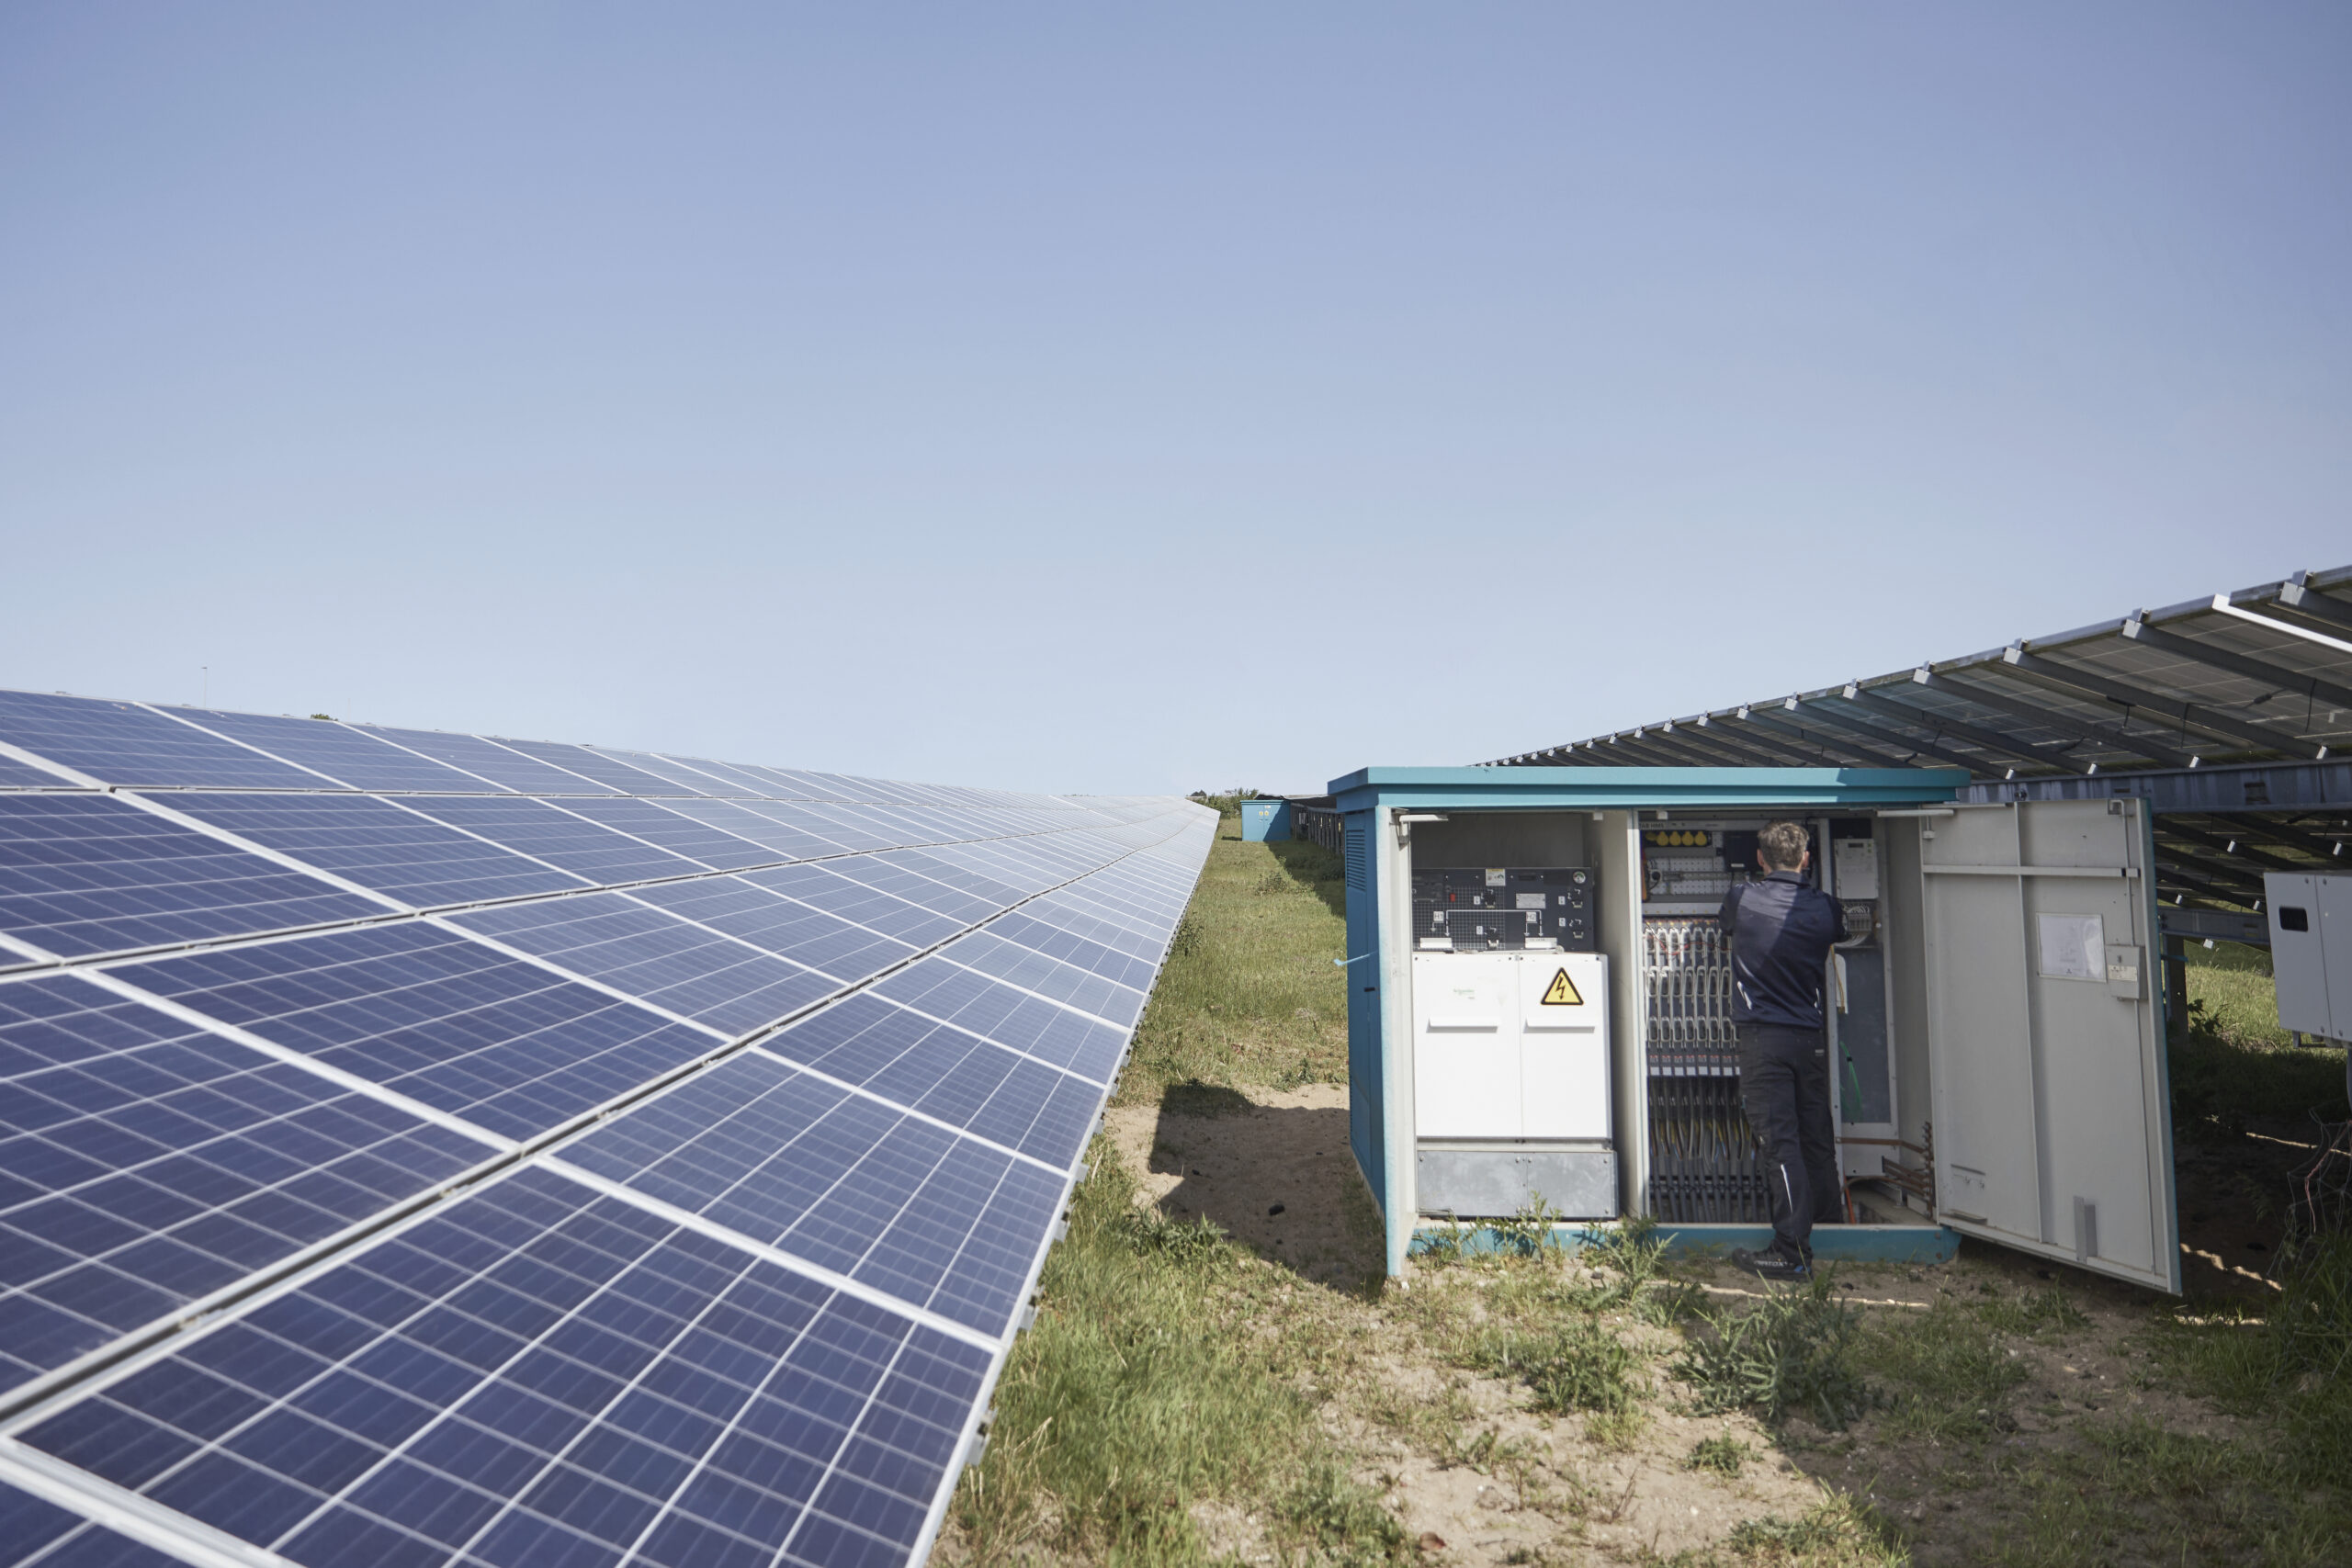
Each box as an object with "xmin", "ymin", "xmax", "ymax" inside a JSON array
[{"xmin": 1719, "ymin": 869, "xmax": 1842, "ymax": 1030}]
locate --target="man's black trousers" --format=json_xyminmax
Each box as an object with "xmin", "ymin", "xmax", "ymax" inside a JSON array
[{"xmin": 1736, "ymin": 1022, "xmax": 1842, "ymax": 1263}]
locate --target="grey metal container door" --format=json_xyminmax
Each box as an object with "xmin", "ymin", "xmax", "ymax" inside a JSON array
[{"xmin": 1918, "ymin": 800, "xmax": 2180, "ymax": 1292}]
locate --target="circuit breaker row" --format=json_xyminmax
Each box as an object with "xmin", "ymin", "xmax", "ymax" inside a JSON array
[
  {"xmin": 1642, "ymin": 913, "xmax": 1766, "ymax": 1221},
  {"xmin": 1412, "ymin": 867, "xmax": 1596, "ymax": 952},
  {"xmin": 1642, "ymin": 917, "xmax": 1738, "ymax": 1072}
]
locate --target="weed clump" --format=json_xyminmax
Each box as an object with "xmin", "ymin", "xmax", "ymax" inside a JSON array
[
  {"xmin": 1474, "ymin": 1316, "xmax": 1645, "ymax": 1416},
  {"xmin": 1676, "ymin": 1272, "xmax": 1874, "ymax": 1428},
  {"xmin": 1120, "ymin": 1205, "xmax": 1232, "ymax": 1266},
  {"xmin": 1277, "ymin": 1460, "xmax": 1408, "ymax": 1565},
  {"xmin": 1685, "ymin": 1433, "xmax": 1754, "ymax": 1476}
]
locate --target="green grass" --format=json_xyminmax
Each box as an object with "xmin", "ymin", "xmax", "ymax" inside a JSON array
[
  {"xmin": 951, "ymin": 826, "xmax": 1403, "ymax": 1565},
  {"xmin": 1121, "ymin": 831, "xmax": 1350, "ymax": 1098},
  {"xmin": 2172, "ymin": 941, "xmax": 2347, "ymax": 1129},
  {"xmin": 2186, "ymin": 940, "xmax": 2293, "ymax": 1050},
  {"xmin": 1470, "ymin": 1314, "xmax": 1646, "ymax": 1416},
  {"xmin": 1654, "ymin": 1496, "xmax": 1906, "ymax": 1567},
  {"xmin": 1686, "ymin": 1434, "xmax": 1756, "ymax": 1476},
  {"xmin": 1676, "ymin": 1272, "xmax": 1875, "ymax": 1429},
  {"xmin": 953, "ymin": 1147, "xmax": 1374, "ymax": 1563}
]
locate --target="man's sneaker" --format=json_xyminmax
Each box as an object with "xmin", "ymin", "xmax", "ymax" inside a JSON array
[{"xmin": 1730, "ymin": 1247, "xmax": 1810, "ymax": 1283}]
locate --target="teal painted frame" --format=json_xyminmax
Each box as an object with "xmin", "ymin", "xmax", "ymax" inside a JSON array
[
  {"xmin": 1334, "ymin": 764, "xmax": 1973, "ymax": 1275},
  {"xmin": 1408, "ymin": 1221, "xmax": 1961, "ymax": 1265}
]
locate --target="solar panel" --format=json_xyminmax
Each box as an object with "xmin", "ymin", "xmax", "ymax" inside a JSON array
[
  {"xmin": 0, "ymin": 693, "xmax": 327, "ymax": 792},
  {"xmin": 162, "ymin": 794, "xmax": 590, "ymax": 908},
  {"xmin": 0, "ymin": 685, "xmax": 1213, "ymax": 1568},
  {"xmin": 0, "ymin": 795, "xmax": 385, "ymax": 964},
  {"xmin": 156, "ymin": 709, "xmax": 497, "ymax": 795},
  {"xmin": 394, "ymin": 796, "xmax": 708, "ymax": 886},
  {"xmin": 353, "ymin": 728, "xmax": 624, "ymax": 796},
  {"xmin": 658, "ymin": 800, "xmax": 844, "ymax": 861},
  {"xmin": 17, "ymin": 1167, "xmax": 991, "ymax": 1568},
  {"xmin": 0, "ymin": 973, "xmax": 496, "ymax": 1394},
  {"xmin": 626, "ymin": 879, "xmax": 919, "ymax": 984},
  {"xmin": 552, "ymin": 1052, "xmax": 1061, "ymax": 1334},
  {"xmin": 449, "ymin": 893, "xmax": 839, "ymax": 1036},
  {"xmin": 482, "ymin": 739, "xmax": 701, "ymax": 798},
  {"xmin": 0, "ymin": 1479, "xmax": 187, "ymax": 1566},
  {"xmin": 551, "ymin": 797, "xmax": 781, "ymax": 871},
  {"xmin": 0, "ymin": 755, "xmax": 72, "ymax": 789},
  {"xmin": 734, "ymin": 865, "xmax": 968, "ymax": 947},
  {"xmin": 113, "ymin": 924, "xmax": 719, "ymax": 1141}
]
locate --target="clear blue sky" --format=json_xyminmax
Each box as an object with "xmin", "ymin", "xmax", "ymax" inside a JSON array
[{"xmin": 4, "ymin": 6, "xmax": 2346, "ymax": 795}]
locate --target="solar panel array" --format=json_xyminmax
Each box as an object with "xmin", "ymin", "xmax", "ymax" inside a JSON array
[{"xmin": 0, "ymin": 689, "xmax": 1216, "ymax": 1568}]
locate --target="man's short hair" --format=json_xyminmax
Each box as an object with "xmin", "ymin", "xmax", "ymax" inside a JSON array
[{"xmin": 1758, "ymin": 820, "xmax": 1809, "ymax": 871}]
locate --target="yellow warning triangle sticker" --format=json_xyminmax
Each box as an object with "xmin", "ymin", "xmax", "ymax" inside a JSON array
[{"xmin": 1541, "ymin": 968, "xmax": 1583, "ymax": 1006}]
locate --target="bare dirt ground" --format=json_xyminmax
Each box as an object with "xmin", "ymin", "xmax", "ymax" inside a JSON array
[
  {"xmin": 1096, "ymin": 1082, "xmax": 2290, "ymax": 1567},
  {"xmin": 1102, "ymin": 1089, "xmax": 1849, "ymax": 1564}
]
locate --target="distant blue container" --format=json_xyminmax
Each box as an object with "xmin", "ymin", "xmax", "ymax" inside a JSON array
[{"xmin": 1240, "ymin": 799, "xmax": 1292, "ymax": 841}]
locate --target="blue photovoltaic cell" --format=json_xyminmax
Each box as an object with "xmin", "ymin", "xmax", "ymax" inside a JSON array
[
  {"xmin": 450, "ymin": 893, "xmax": 838, "ymax": 1037},
  {"xmin": 0, "ymin": 691, "xmax": 326, "ymax": 792},
  {"xmin": 353, "ymin": 727, "xmax": 621, "ymax": 795},
  {"xmin": 21, "ymin": 1167, "xmax": 989, "ymax": 1568},
  {"xmin": 1012, "ymin": 896, "xmax": 1169, "ymax": 963},
  {"xmin": 163, "ymin": 794, "xmax": 587, "ymax": 909},
  {"xmin": 821, "ymin": 858, "xmax": 1001, "ymax": 925},
  {"xmin": 582, "ymin": 750, "xmax": 739, "ymax": 798},
  {"xmin": 656, "ymin": 754, "xmax": 792, "ymax": 797},
  {"xmin": 756, "ymin": 992, "xmax": 1099, "ymax": 1168},
  {"xmin": 485, "ymin": 738, "xmax": 699, "ymax": 798},
  {"xmin": 558, "ymin": 1051, "xmax": 1063, "ymax": 1333},
  {"xmin": 935, "ymin": 932, "xmax": 1147, "ymax": 1028},
  {"xmin": 0, "ymin": 1481, "xmax": 187, "ymax": 1568},
  {"xmin": 556, "ymin": 797, "xmax": 781, "ymax": 871},
  {"xmin": 628, "ymin": 880, "xmax": 917, "ymax": 984},
  {"xmin": 0, "ymin": 974, "xmax": 493, "ymax": 1393},
  {"xmin": 395, "ymin": 796, "xmax": 706, "ymax": 886},
  {"xmin": 662, "ymin": 801, "xmax": 842, "ymax": 861},
  {"xmin": 156, "ymin": 709, "xmax": 499, "ymax": 794},
  {"xmin": 737, "ymin": 865, "xmax": 967, "ymax": 947},
  {"xmin": 0, "ymin": 753, "xmax": 71, "ymax": 788},
  {"xmin": 981, "ymin": 911, "xmax": 1162, "ymax": 991},
  {"xmin": 885, "ymin": 852, "xmax": 1029, "ymax": 907},
  {"xmin": 770, "ymin": 807, "xmax": 899, "ymax": 854},
  {"xmin": 870, "ymin": 960, "xmax": 1128, "ymax": 1082},
  {"xmin": 115, "ymin": 924, "xmax": 715, "ymax": 1141},
  {"xmin": 0, "ymin": 795, "xmax": 384, "ymax": 962}
]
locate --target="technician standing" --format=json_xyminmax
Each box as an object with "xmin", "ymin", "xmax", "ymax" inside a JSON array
[{"xmin": 1720, "ymin": 820, "xmax": 1845, "ymax": 1282}]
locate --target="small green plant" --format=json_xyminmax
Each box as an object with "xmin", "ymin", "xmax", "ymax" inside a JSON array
[
  {"xmin": 1487, "ymin": 1195, "xmax": 1566, "ymax": 1258},
  {"xmin": 1277, "ymin": 1460, "xmax": 1408, "ymax": 1565},
  {"xmin": 1718, "ymin": 1496, "xmax": 1905, "ymax": 1566},
  {"xmin": 1414, "ymin": 1218, "xmax": 1466, "ymax": 1267},
  {"xmin": 1585, "ymin": 1407, "xmax": 1649, "ymax": 1450},
  {"xmin": 1676, "ymin": 1271, "xmax": 1874, "ymax": 1428},
  {"xmin": 1120, "ymin": 1205, "xmax": 1231, "ymax": 1265},
  {"xmin": 1439, "ymin": 1426, "xmax": 1536, "ymax": 1474},
  {"xmin": 1686, "ymin": 1433, "xmax": 1754, "ymax": 1476},
  {"xmin": 1474, "ymin": 1316, "xmax": 1644, "ymax": 1416}
]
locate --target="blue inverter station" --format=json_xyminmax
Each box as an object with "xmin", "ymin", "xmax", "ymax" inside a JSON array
[
  {"xmin": 1330, "ymin": 765, "xmax": 2182, "ymax": 1292},
  {"xmin": 1241, "ymin": 797, "xmax": 1293, "ymax": 840}
]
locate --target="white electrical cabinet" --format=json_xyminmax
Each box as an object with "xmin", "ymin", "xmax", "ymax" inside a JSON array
[
  {"xmin": 1411, "ymin": 951, "xmax": 1614, "ymax": 1216},
  {"xmin": 2266, "ymin": 872, "xmax": 2352, "ymax": 1043}
]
